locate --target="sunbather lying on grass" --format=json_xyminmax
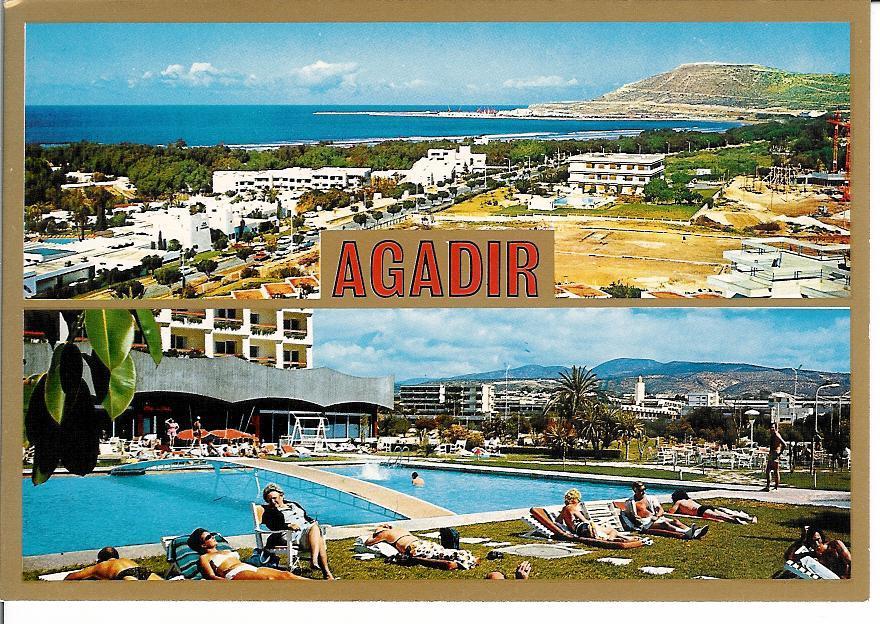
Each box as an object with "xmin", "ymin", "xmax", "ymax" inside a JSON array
[
  {"xmin": 64, "ymin": 547, "xmax": 163, "ymax": 581},
  {"xmin": 365, "ymin": 524, "xmax": 477, "ymax": 569},
  {"xmin": 623, "ymin": 482, "xmax": 708, "ymax": 539},
  {"xmin": 486, "ymin": 562, "xmax": 530, "ymax": 579},
  {"xmin": 189, "ymin": 528, "xmax": 309, "ymax": 580},
  {"xmin": 669, "ymin": 490, "xmax": 757, "ymax": 525}
]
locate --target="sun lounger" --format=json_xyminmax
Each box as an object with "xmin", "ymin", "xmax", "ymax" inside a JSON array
[
  {"xmin": 527, "ymin": 507, "xmax": 644, "ymax": 550},
  {"xmin": 162, "ymin": 533, "xmax": 234, "ymax": 579}
]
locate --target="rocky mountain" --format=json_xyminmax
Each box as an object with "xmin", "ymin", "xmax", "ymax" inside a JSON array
[
  {"xmin": 523, "ymin": 62, "xmax": 850, "ymax": 121},
  {"xmin": 397, "ymin": 358, "xmax": 850, "ymax": 399}
]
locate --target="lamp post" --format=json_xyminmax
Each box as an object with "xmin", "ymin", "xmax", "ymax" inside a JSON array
[
  {"xmin": 745, "ymin": 409, "xmax": 760, "ymax": 444},
  {"xmin": 812, "ymin": 383, "xmax": 840, "ymax": 476}
]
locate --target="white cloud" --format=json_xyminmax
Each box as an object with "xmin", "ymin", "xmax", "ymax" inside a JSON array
[
  {"xmin": 502, "ymin": 75, "xmax": 579, "ymax": 89},
  {"xmin": 290, "ymin": 59, "xmax": 358, "ymax": 89},
  {"xmin": 312, "ymin": 309, "xmax": 850, "ymax": 381},
  {"xmin": 159, "ymin": 62, "xmax": 227, "ymax": 86}
]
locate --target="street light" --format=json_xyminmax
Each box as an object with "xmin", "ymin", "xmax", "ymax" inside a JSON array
[
  {"xmin": 745, "ymin": 409, "xmax": 760, "ymax": 444},
  {"xmin": 812, "ymin": 383, "xmax": 840, "ymax": 476}
]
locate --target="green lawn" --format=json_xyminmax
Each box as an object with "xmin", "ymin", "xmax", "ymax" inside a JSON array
[
  {"xmin": 23, "ymin": 499, "xmax": 850, "ymax": 581},
  {"xmin": 750, "ymin": 470, "xmax": 851, "ymax": 492}
]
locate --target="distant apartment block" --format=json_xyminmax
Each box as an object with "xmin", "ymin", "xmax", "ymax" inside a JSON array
[
  {"xmin": 156, "ymin": 308, "xmax": 312, "ymax": 369},
  {"xmin": 213, "ymin": 167, "xmax": 372, "ymax": 194},
  {"xmin": 399, "ymin": 382, "xmax": 495, "ymax": 420},
  {"xmin": 686, "ymin": 391, "xmax": 721, "ymax": 407},
  {"xmin": 708, "ymin": 238, "xmax": 850, "ymax": 298},
  {"xmin": 149, "ymin": 206, "xmax": 212, "ymax": 251},
  {"xmin": 567, "ymin": 152, "xmax": 665, "ymax": 195}
]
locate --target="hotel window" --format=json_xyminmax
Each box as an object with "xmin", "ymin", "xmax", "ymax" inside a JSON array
[
  {"xmin": 283, "ymin": 318, "xmax": 301, "ymax": 331},
  {"xmin": 250, "ymin": 346, "xmax": 260, "ymax": 359},
  {"xmin": 283, "ymin": 351, "xmax": 300, "ymax": 363},
  {"xmin": 250, "ymin": 313, "xmax": 260, "ymax": 325},
  {"xmin": 216, "ymin": 309, "xmax": 236, "ymax": 319},
  {"xmin": 215, "ymin": 340, "xmax": 236, "ymax": 355},
  {"xmin": 172, "ymin": 335, "xmax": 187, "ymax": 349}
]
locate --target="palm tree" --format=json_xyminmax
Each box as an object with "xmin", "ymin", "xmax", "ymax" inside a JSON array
[
  {"xmin": 545, "ymin": 365, "xmax": 598, "ymax": 421},
  {"xmin": 572, "ymin": 404, "xmax": 603, "ymax": 453},
  {"xmin": 616, "ymin": 412, "xmax": 643, "ymax": 461},
  {"xmin": 542, "ymin": 418, "xmax": 577, "ymax": 465},
  {"xmin": 62, "ymin": 190, "xmax": 91, "ymax": 241}
]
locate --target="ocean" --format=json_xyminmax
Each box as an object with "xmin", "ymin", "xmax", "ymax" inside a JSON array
[{"xmin": 25, "ymin": 105, "xmax": 740, "ymax": 147}]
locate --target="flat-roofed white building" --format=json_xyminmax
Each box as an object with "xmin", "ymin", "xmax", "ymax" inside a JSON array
[
  {"xmin": 769, "ymin": 392, "xmax": 813, "ymax": 425},
  {"xmin": 399, "ymin": 382, "xmax": 495, "ymax": 420},
  {"xmin": 148, "ymin": 207, "xmax": 212, "ymax": 252},
  {"xmin": 213, "ymin": 167, "xmax": 371, "ymax": 194},
  {"xmin": 686, "ymin": 391, "xmax": 721, "ymax": 407},
  {"xmin": 708, "ymin": 238, "xmax": 850, "ymax": 298},
  {"xmin": 568, "ymin": 152, "xmax": 665, "ymax": 195},
  {"xmin": 376, "ymin": 146, "xmax": 487, "ymax": 188}
]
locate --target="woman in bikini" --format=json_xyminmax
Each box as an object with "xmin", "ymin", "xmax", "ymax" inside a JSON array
[
  {"xmin": 365, "ymin": 524, "xmax": 477, "ymax": 569},
  {"xmin": 558, "ymin": 488, "xmax": 628, "ymax": 541},
  {"xmin": 668, "ymin": 490, "xmax": 757, "ymax": 524},
  {"xmin": 189, "ymin": 528, "xmax": 308, "ymax": 580}
]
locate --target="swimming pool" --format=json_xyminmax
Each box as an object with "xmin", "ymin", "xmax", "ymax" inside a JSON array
[
  {"xmin": 320, "ymin": 464, "xmax": 679, "ymax": 515},
  {"xmin": 22, "ymin": 467, "xmax": 402, "ymax": 556},
  {"xmin": 25, "ymin": 246, "xmax": 72, "ymax": 258}
]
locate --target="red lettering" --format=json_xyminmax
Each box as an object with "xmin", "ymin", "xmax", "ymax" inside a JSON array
[
  {"xmin": 409, "ymin": 241, "xmax": 443, "ymax": 296},
  {"xmin": 371, "ymin": 240, "xmax": 404, "ymax": 297},
  {"xmin": 487, "ymin": 241, "xmax": 501, "ymax": 297},
  {"xmin": 449, "ymin": 241, "xmax": 482, "ymax": 297},
  {"xmin": 332, "ymin": 241, "xmax": 366, "ymax": 297},
  {"xmin": 507, "ymin": 241, "xmax": 539, "ymax": 297}
]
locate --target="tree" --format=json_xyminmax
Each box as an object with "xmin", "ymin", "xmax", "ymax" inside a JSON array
[
  {"xmin": 110, "ymin": 280, "xmax": 145, "ymax": 299},
  {"xmin": 240, "ymin": 266, "xmax": 259, "ymax": 279},
  {"xmin": 352, "ymin": 213, "xmax": 368, "ymax": 227},
  {"xmin": 195, "ymin": 259, "xmax": 218, "ymax": 276},
  {"xmin": 62, "ymin": 190, "xmax": 91, "ymax": 241},
  {"xmin": 24, "ymin": 309, "xmax": 163, "ymax": 484},
  {"xmin": 542, "ymin": 418, "xmax": 578, "ymax": 463},
  {"xmin": 545, "ymin": 365, "xmax": 598, "ymax": 421},
  {"xmin": 643, "ymin": 178, "xmax": 673, "ymax": 204},
  {"xmin": 616, "ymin": 412, "xmax": 643, "ymax": 461},
  {"xmin": 85, "ymin": 186, "xmax": 114, "ymax": 231},
  {"xmin": 601, "ymin": 281, "xmax": 643, "ymax": 298},
  {"xmin": 154, "ymin": 267, "xmax": 182, "ymax": 285},
  {"xmin": 167, "ymin": 239, "xmax": 182, "ymax": 252},
  {"xmin": 139, "ymin": 255, "xmax": 164, "ymax": 275}
]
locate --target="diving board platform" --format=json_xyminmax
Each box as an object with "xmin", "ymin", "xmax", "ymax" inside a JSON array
[{"xmin": 109, "ymin": 457, "xmax": 453, "ymax": 520}]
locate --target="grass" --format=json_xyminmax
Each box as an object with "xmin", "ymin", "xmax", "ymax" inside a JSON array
[
  {"xmin": 750, "ymin": 469, "xmax": 851, "ymax": 492},
  {"xmin": 23, "ymin": 499, "xmax": 850, "ymax": 581}
]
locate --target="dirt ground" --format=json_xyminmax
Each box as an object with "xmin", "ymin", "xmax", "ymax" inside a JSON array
[
  {"xmin": 704, "ymin": 176, "xmax": 848, "ymax": 225},
  {"xmin": 397, "ymin": 217, "xmax": 742, "ymax": 292}
]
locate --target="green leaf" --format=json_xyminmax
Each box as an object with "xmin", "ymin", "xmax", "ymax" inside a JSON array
[
  {"xmin": 83, "ymin": 351, "xmax": 111, "ymax": 404},
  {"xmin": 22, "ymin": 374, "xmax": 44, "ymax": 446},
  {"xmin": 103, "ymin": 353, "xmax": 137, "ymax": 419},
  {"xmin": 60, "ymin": 380, "xmax": 101, "ymax": 476},
  {"xmin": 132, "ymin": 309, "xmax": 163, "ymax": 366},
  {"xmin": 26, "ymin": 376, "xmax": 62, "ymax": 485},
  {"xmin": 84, "ymin": 309, "xmax": 135, "ymax": 371},
  {"xmin": 44, "ymin": 344, "xmax": 82, "ymax": 423}
]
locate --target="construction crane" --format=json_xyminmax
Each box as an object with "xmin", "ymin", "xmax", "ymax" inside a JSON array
[{"xmin": 828, "ymin": 111, "xmax": 851, "ymax": 201}]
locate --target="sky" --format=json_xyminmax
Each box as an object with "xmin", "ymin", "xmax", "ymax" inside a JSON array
[
  {"xmin": 311, "ymin": 308, "xmax": 850, "ymax": 381},
  {"xmin": 25, "ymin": 22, "xmax": 850, "ymax": 105}
]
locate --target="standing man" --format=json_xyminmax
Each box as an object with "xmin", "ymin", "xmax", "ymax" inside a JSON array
[
  {"xmin": 192, "ymin": 416, "xmax": 203, "ymax": 448},
  {"xmin": 764, "ymin": 421, "xmax": 787, "ymax": 491}
]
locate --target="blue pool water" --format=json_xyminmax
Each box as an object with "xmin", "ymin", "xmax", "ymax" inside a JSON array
[
  {"xmin": 22, "ymin": 468, "xmax": 402, "ymax": 556},
  {"xmin": 44, "ymin": 238, "xmax": 77, "ymax": 244},
  {"xmin": 321, "ymin": 464, "xmax": 678, "ymax": 515},
  {"xmin": 26, "ymin": 246, "xmax": 71, "ymax": 257}
]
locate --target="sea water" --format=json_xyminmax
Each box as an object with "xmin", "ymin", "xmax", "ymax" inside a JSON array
[{"xmin": 25, "ymin": 105, "xmax": 740, "ymax": 146}]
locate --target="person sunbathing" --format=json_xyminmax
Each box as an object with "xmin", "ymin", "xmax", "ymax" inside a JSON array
[
  {"xmin": 365, "ymin": 524, "xmax": 477, "ymax": 569},
  {"xmin": 64, "ymin": 547, "xmax": 162, "ymax": 580},
  {"xmin": 558, "ymin": 488, "xmax": 629, "ymax": 541},
  {"xmin": 486, "ymin": 561, "xmax": 531, "ymax": 579},
  {"xmin": 261, "ymin": 483, "xmax": 334, "ymax": 579},
  {"xmin": 668, "ymin": 490, "xmax": 757, "ymax": 524},
  {"xmin": 624, "ymin": 482, "xmax": 707, "ymax": 539},
  {"xmin": 784, "ymin": 526, "xmax": 851, "ymax": 579},
  {"xmin": 188, "ymin": 528, "xmax": 308, "ymax": 580}
]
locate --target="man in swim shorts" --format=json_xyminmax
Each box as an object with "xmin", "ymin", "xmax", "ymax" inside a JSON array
[
  {"xmin": 64, "ymin": 547, "xmax": 162, "ymax": 580},
  {"xmin": 764, "ymin": 422, "xmax": 787, "ymax": 491},
  {"xmin": 668, "ymin": 490, "xmax": 757, "ymax": 524},
  {"xmin": 625, "ymin": 482, "xmax": 707, "ymax": 539}
]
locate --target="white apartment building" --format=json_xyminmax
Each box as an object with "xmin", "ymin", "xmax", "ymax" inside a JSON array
[
  {"xmin": 156, "ymin": 308, "xmax": 313, "ymax": 369},
  {"xmin": 568, "ymin": 152, "xmax": 665, "ymax": 195},
  {"xmin": 213, "ymin": 167, "xmax": 371, "ymax": 194},
  {"xmin": 708, "ymin": 238, "xmax": 851, "ymax": 298},
  {"xmin": 148, "ymin": 207, "xmax": 212, "ymax": 252},
  {"xmin": 399, "ymin": 382, "xmax": 495, "ymax": 420},
  {"xmin": 686, "ymin": 391, "xmax": 721, "ymax": 407},
  {"xmin": 769, "ymin": 392, "xmax": 813, "ymax": 425}
]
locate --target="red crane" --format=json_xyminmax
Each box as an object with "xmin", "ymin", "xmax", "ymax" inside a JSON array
[{"xmin": 828, "ymin": 111, "xmax": 851, "ymax": 201}]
